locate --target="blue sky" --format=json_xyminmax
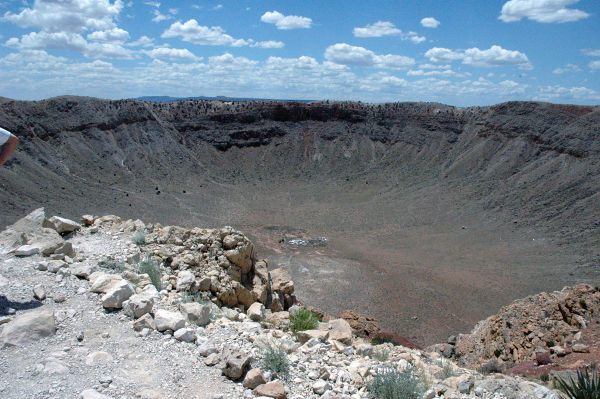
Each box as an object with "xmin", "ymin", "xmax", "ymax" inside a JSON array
[{"xmin": 0, "ymin": 0, "xmax": 599, "ymax": 106}]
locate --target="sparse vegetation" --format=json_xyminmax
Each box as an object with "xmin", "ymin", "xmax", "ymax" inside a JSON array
[
  {"xmin": 289, "ymin": 308, "xmax": 319, "ymax": 334},
  {"xmin": 132, "ymin": 230, "xmax": 146, "ymax": 246},
  {"xmin": 372, "ymin": 346, "xmax": 390, "ymax": 362},
  {"xmin": 99, "ymin": 256, "xmax": 125, "ymax": 271},
  {"xmin": 367, "ymin": 367, "xmax": 426, "ymax": 399},
  {"xmin": 554, "ymin": 367, "xmax": 600, "ymax": 399},
  {"xmin": 478, "ymin": 359, "xmax": 504, "ymax": 375},
  {"xmin": 138, "ymin": 256, "xmax": 162, "ymax": 291},
  {"xmin": 258, "ymin": 340, "xmax": 290, "ymax": 379},
  {"xmin": 436, "ymin": 359, "xmax": 459, "ymax": 380}
]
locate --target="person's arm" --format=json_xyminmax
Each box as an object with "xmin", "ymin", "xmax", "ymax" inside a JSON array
[{"xmin": 0, "ymin": 135, "xmax": 18, "ymax": 167}]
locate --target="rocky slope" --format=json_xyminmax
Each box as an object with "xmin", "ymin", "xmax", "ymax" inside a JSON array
[
  {"xmin": 0, "ymin": 97, "xmax": 599, "ymax": 344},
  {"xmin": 0, "ymin": 209, "xmax": 565, "ymax": 399}
]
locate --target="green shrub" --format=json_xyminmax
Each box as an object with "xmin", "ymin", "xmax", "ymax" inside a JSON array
[
  {"xmin": 372, "ymin": 347, "xmax": 390, "ymax": 362},
  {"xmin": 132, "ymin": 231, "xmax": 146, "ymax": 246},
  {"xmin": 289, "ymin": 308, "xmax": 319, "ymax": 334},
  {"xmin": 99, "ymin": 257, "xmax": 125, "ymax": 271},
  {"xmin": 367, "ymin": 367, "xmax": 426, "ymax": 399},
  {"xmin": 258, "ymin": 340, "xmax": 290, "ymax": 378},
  {"xmin": 138, "ymin": 256, "xmax": 162, "ymax": 291},
  {"xmin": 554, "ymin": 367, "xmax": 600, "ymax": 399},
  {"xmin": 436, "ymin": 360, "xmax": 458, "ymax": 380}
]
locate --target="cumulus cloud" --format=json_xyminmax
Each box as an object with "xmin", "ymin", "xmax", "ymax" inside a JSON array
[
  {"xmin": 87, "ymin": 28, "xmax": 129, "ymax": 43},
  {"xmin": 2, "ymin": 0, "xmax": 124, "ymax": 33},
  {"xmin": 420, "ymin": 17, "xmax": 440, "ymax": 28},
  {"xmin": 84, "ymin": 42, "xmax": 133, "ymax": 59},
  {"xmin": 552, "ymin": 63, "xmax": 581, "ymax": 74},
  {"xmin": 325, "ymin": 43, "xmax": 414, "ymax": 69},
  {"xmin": 127, "ymin": 36, "xmax": 154, "ymax": 48},
  {"xmin": 499, "ymin": 0, "xmax": 589, "ymax": 23},
  {"xmin": 260, "ymin": 11, "xmax": 312, "ymax": 30},
  {"xmin": 582, "ymin": 49, "xmax": 600, "ymax": 57},
  {"xmin": 589, "ymin": 61, "xmax": 600, "ymax": 70},
  {"xmin": 162, "ymin": 20, "xmax": 248, "ymax": 46},
  {"xmin": 352, "ymin": 21, "xmax": 425, "ymax": 43},
  {"xmin": 250, "ymin": 40, "xmax": 284, "ymax": 49},
  {"xmin": 152, "ymin": 10, "xmax": 170, "ymax": 22},
  {"xmin": 145, "ymin": 47, "xmax": 199, "ymax": 61},
  {"xmin": 534, "ymin": 84, "xmax": 600, "ymax": 101},
  {"xmin": 353, "ymin": 21, "xmax": 401, "ymax": 37},
  {"xmin": 6, "ymin": 31, "xmax": 87, "ymax": 51},
  {"xmin": 425, "ymin": 45, "xmax": 532, "ymax": 69}
]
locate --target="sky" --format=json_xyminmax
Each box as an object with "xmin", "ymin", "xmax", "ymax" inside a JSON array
[{"xmin": 0, "ymin": 0, "xmax": 599, "ymax": 106}]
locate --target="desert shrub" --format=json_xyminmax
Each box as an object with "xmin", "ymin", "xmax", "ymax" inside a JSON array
[
  {"xmin": 540, "ymin": 373, "xmax": 550, "ymax": 383},
  {"xmin": 138, "ymin": 256, "xmax": 162, "ymax": 291},
  {"xmin": 436, "ymin": 359, "xmax": 459, "ymax": 380},
  {"xmin": 289, "ymin": 308, "xmax": 319, "ymax": 334},
  {"xmin": 132, "ymin": 231, "xmax": 146, "ymax": 246},
  {"xmin": 554, "ymin": 367, "xmax": 600, "ymax": 399},
  {"xmin": 367, "ymin": 367, "xmax": 426, "ymax": 399},
  {"xmin": 99, "ymin": 257, "xmax": 125, "ymax": 271},
  {"xmin": 372, "ymin": 347, "xmax": 390, "ymax": 362},
  {"xmin": 478, "ymin": 359, "xmax": 504, "ymax": 375},
  {"xmin": 258, "ymin": 340, "xmax": 289, "ymax": 378}
]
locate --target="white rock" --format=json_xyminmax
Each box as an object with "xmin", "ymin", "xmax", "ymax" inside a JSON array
[
  {"xmin": 14, "ymin": 245, "xmax": 39, "ymax": 257},
  {"xmin": 174, "ymin": 328, "xmax": 197, "ymax": 343},
  {"xmin": 33, "ymin": 284, "xmax": 46, "ymax": 301},
  {"xmin": 101, "ymin": 280, "xmax": 135, "ymax": 309},
  {"xmin": 90, "ymin": 273, "xmax": 122, "ymax": 293},
  {"xmin": 179, "ymin": 302, "xmax": 211, "ymax": 326},
  {"xmin": 1, "ymin": 310, "xmax": 56, "ymax": 347},
  {"xmin": 176, "ymin": 270, "xmax": 195, "ymax": 291},
  {"xmin": 123, "ymin": 294, "xmax": 153, "ymax": 318},
  {"xmin": 313, "ymin": 380, "xmax": 332, "ymax": 395},
  {"xmin": 41, "ymin": 357, "xmax": 69, "ymax": 374},
  {"xmin": 247, "ymin": 302, "xmax": 265, "ymax": 322},
  {"xmin": 44, "ymin": 215, "xmax": 82, "ymax": 234},
  {"xmin": 80, "ymin": 389, "xmax": 113, "ymax": 399},
  {"xmin": 154, "ymin": 309, "xmax": 185, "ymax": 332},
  {"xmin": 85, "ymin": 351, "xmax": 113, "ymax": 366}
]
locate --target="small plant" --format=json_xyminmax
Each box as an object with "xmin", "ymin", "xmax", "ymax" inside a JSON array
[
  {"xmin": 138, "ymin": 256, "xmax": 162, "ymax": 291},
  {"xmin": 132, "ymin": 231, "xmax": 146, "ymax": 246},
  {"xmin": 554, "ymin": 367, "xmax": 600, "ymax": 399},
  {"xmin": 540, "ymin": 373, "xmax": 550, "ymax": 383},
  {"xmin": 99, "ymin": 257, "xmax": 125, "ymax": 271},
  {"xmin": 372, "ymin": 347, "xmax": 390, "ymax": 362},
  {"xmin": 436, "ymin": 360, "xmax": 459, "ymax": 380},
  {"xmin": 258, "ymin": 340, "xmax": 290, "ymax": 379},
  {"xmin": 367, "ymin": 367, "xmax": 426, "ymax": 399},
  {"xmin": 579, "ymin": 299, "xmax": 588, "ymax": 310},
  {"xmin": 289, "ymin": 308, "xmax": 319, "ymax": 334}
]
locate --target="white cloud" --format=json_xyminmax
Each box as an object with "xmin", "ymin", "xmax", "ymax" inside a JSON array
[
  {"xmin": 145, "ymin": 47, "xmax": 199, "ymax": 61},
  {"xmin": 325, "ymin": 43, "xmax": 414, "ymax": 69},
  {"xmin": 127, "ymin": 36, "xmax": 154, "ymax": 47},
  {"xmin": 250, "ymin": 40, "xmax": 284, "ymax": 49},
  {"xmin": 534, "ymin": 85, "xmax": 600, "ymax": 101},
  {"xmin": 425, "ymin": 45, "xmax": 532, "ymax": 69},
  {"xmin": 144, "ymin": 1, "xmax": 160, "ymax": 8},
  {"xmin": 87, "ymin": 28, "xmax": 129, "ymax": 43},
  {"xmin": 499, "ymin": 0, "xmax": 589, "ymax": 23},
  {"xmin": 589, "ymin": 61, "xmax": 600, "ymax": 70},
  {"xmin": 2, "ymin": 0, "xmax": 124, "ymax": 33},
  {"xmin": 152, "ymin": 9, "xmax": 170, "ymax": 22},
  {"xmin": 407, "ymin": 69, "xmax": 466, "ymax": 77},
  {"xmin": 6, "ymin": 31, "xmax": 87, "ymax": 51},
  {"xmin": 352, "ymin": 21, "xmax": 426, "ymax": 43},
  {"xmin": 552, "ymin": 63, "xmax": 581, "ymax": 74},
  {"xmin": 212, "ymin": 4, "xmax": 223, "ymax": 11},
  {"xmin": 260, "ymin": 11, "xmax": 312, "ymax": 30},
  {"xmin": 420, "ymin": 17, "xmax": 440, "ymax": 28},
  {"xmin": 582, "ymin": 49, "xmax": 600, "ymax": 57},
  {"xmin": 162, "ymin": 20, "xmax": 248, "ymax": 46},
  {"xmin": 84, "ymin": 42, "xmax": 133, "ymax": 59},
  {"xmin": 353, "ymin": 21, "xmax": 401, "ymax": 37}
]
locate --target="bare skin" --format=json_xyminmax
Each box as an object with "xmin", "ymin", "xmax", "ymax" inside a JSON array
[{"xmin": 0, "ymin": 135, "xmax": 18, "ymax": 167}]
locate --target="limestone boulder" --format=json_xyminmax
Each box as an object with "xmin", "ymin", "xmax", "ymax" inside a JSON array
[
  {"xmin": 179, "ymin": 302, "xmax": 211, "ymax": 326},
  {"xmin": 253, "ymin": 381, "xmax": 287, "ymax": 399},
  {"xmin": 43, "ymin": 216, "xmax": 82, "ymax": 234},
  {"xmin": 328, "ymin": 318, "xmax": 353, "ymax": 345},
  {"xmin": 154, "ymin": 309, "xmax": 185, "ymax": 332},
  {"xmin": 1, "ymin": 310, "xmax": 56, "ymax": 347},
  {"xmin": 221, "ymin": 347, "xmax": 252, "ymax": 380},
  {"xmin": 123, "ymin": 294, "xmax": 153, "ymax": 318},
  {"xmin": 247, "ymin": 302, "xmax": 265, "ymax": 322},
  {"xmin": 101, "ymin": 280, "xmax": 135, "ymax": 309}
]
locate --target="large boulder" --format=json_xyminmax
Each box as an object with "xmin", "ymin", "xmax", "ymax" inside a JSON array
[
  {"xmin": 179, "ymin": 302, "xmax": 211, "ymax": 326},
  {"xmin": 90, "ymin": 273, "xmax": 123, "ymax": 293},
  {"xmin": 339, "ymin": 310, "xmax": 381, "ymax": 338},
  {"xmin": 154, "ymin": 309, "xmax": 185, "ymax": 332},
  {"xmin": 253, "ymin": 381, "xmax": 287, "ymax": 399},
  {"xmin": 1, "ymin": 310, "xmax": 56, "ymax": 347},
  {"xmin": 176, "ymin": 270, "xmax": 195, "ymax": 291},
  {"xmin": 101, "ymin": 280, "xmax": 135, "ymax": 309},
  {"xmin": 327, "ymin": 318, "xmax": 353, "ymax": 345},
  {"xmin": 122, "ymin": 294, "xmax": 154, "ymax": 318},
  {"xmin": 221, "ymin": 347, "xmax": 252, "ymax": 380},
  {"xmin": 43, "ymin": 216, "xmax": 82, "ymax": 234}
]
